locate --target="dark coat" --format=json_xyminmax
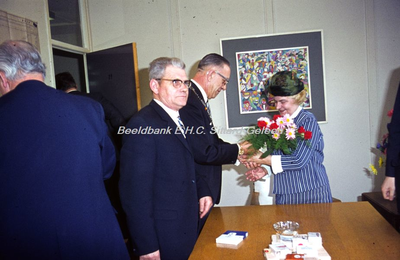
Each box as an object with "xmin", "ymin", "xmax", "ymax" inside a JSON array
[
  {"xmin": 119, "ymin": 100, "xmax": 204, "ymax": 260},
  {"xmin": 0, "ymin": 80, "xmax": 129, "ymax": 260},
  {"xmin": 179, "ymin": 82, "xmax": 238, "ymax": 204},
  {"xmin": 69, "ymin": 90, "xmax": 126, "ymax": 155},
  {"xmin": 386, "ymin": 82, "xmax": 400, "ymax": 212}
]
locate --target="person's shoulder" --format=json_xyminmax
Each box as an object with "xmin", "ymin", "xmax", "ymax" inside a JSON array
[
  {"xmin": 65, "ymin": 91, "xmax": 97, "ymax": 105},
  {"xmin": 180, "ymin": 90, "xmax": 203, "ymax": 116},
  {"xmin": 126, "ymin": 103, "xmax": 156, "ymax": 124},
  {"xmin": 299, "ymin": 109, "xmax": 315, "ymax": 118},
  {"xmin": 133, "ymin": 104, "xmax": 152, "ymax": 117},
  {"xmin": 62, "ymin": 90, "xmax": 104, "ymax": 116},
  {"xmin": 297, "ymin": 109, "xmax": 317, "ymax": 122}
]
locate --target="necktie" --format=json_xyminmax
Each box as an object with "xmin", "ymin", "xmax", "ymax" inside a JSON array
[
  {"xmin": 177, "ymin": 116, "xmax": 185, "ymax": 128},
  {"xmin": 206, "ymin": 101, "xmax": 212, "ymax": 118},
  {"xmin": 177, "ymin": 116, "xmax": 186, "ymax": 138}
]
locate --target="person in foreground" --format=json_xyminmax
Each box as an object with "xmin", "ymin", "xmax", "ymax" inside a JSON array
[
  {"xmin": 56, "ymin": 71, "xmax": 129, "ymax": 239},
  {"xmin": 241, "ymin": 71, "xmax": 332, "ymax": 205},
  {"xmin": 179, "ymin": 53, "xmax": 249, "ymax": 231},
  {"xmin": 0, "ymin": 40, "xmax": 129, "ymax": 259},
  {"xmin": 119, "ymin": 57, "xmax": 212, "ymax": 260},
  {"xmin": 381, "ymin": 82, "xmax": 400, "ymax": 213}
]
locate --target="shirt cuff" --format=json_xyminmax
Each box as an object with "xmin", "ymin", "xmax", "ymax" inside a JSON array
[
  {"xmin": 260, "ymin": 165, "xmax": 272, "ymax": 178},
  {"xmin": 271, "ymin": 155, "xmax": 283, "ymax": 174},
  {"xmin": 234, "ymin": 143, "xmax": 241, "ymax": 165}
]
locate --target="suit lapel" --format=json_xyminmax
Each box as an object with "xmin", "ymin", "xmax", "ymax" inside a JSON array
[{"xmin": 149, "ymin": 100, "xmax": 192, "ymax": 153}]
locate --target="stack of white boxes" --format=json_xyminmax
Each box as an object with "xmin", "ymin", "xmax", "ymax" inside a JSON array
[{"xmin": 264, "ymin": 232, "xmax": 331, "ymax": 260}]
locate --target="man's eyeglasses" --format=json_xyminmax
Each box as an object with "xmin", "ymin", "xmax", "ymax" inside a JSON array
[
  {"xmin": 214, "ymin": 71, "xmax": 229, "ymax": 86},
  {"xmin": 156, "ymin": 78, "xmax": 191, "ymax": 88}
]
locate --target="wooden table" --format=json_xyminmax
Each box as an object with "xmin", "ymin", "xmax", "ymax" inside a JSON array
[
  {"xmin": 362, "ymin": 192, "xmax": 400, "ymax": 232},
  {"xmin": 189, "ymin": 202, "xmax": 400, "ymax": 259}
]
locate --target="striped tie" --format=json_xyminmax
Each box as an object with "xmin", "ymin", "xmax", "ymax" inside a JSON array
[
  {"xmin": 177, "ymin": 116, "xmax": 186, "ymax": 138},
  {"xmin": 206, "ymin": 101, "xmax": 212, "ymax": 118},
  {"xmin": 177, "ymin": 116, "xmax": 185, "ymax": 129}
]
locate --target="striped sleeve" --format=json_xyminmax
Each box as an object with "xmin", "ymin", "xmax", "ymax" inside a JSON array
[{"xmin": 273, "ymin": 110, "xmax": 329, "ymax": 195}]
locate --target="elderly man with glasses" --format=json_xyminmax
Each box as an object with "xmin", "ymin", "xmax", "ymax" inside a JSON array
[
  {"xmin": 119, "ymin": 57, "xmax": 212, "ymax": 260},
  {"xmin": 180, "ymin": 53, "xmax": 250, "ymax": 233}
]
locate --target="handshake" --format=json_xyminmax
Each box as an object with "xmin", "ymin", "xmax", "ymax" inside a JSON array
[{"xmin": 237, "ymin": 141, "xmax": 270, "ymax": 182}]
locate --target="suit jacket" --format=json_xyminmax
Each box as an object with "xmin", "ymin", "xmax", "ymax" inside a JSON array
[
  {"xmin": 272, "ymin": 109, "xmax": 331, "ymax": 197},
  {"xmin": 386, "ymin": 83, "xmax": 400, "ymax": 212},
  {"xmin": 69, "ymin": 90, "xmax": 125, "ymax": 129},
  {"xmin": 69, "ymin": 90, "xmax": 126, "ymax": 155},
  {"xmin": 0, "ymin": 80, "xmax": 129, "ymax": 259},
  {"xmin": 179, "ymin": 82, "xmax": 238, "ymax": 204},
  {"xmin": 119, "ymin": 100, "xmax": 204, "ymax": 259}
]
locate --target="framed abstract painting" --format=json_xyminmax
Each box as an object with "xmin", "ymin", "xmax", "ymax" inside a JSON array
[{"xmin": 221, "ymin": 30, "xmax": 327, "ymax": 129}]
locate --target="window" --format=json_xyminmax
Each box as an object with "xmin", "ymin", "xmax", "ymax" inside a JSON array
[{"xmin": 48, "ymin": 0, "xmax": 86, "ymax": 48}]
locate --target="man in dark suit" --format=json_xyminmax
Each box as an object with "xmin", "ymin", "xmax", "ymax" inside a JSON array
[
  {"xmin": 382, "ymin": 82, "xmax": 400, "ymax": 213},
  {"xmin": 55, "ymin": 71, "xmax": 129, "ymax": 239},
  {"xmin": 119, "ymin": 57, "xmax": 212, "ymax": 259},
  {"xmin": 0, "ymin": 40, "xmax": 129, "ymax": 259},
  {"xmin": 179, "ymin": 53, "xmax": 247, "ymax": 231}
]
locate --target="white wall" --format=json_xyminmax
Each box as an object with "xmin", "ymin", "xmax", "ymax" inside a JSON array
[
  {"xmin": 0, "ymin": 0, "xmax": 55, "ymax": 87},
  {"xmin": 2, "ymin": 0, "xmax": 400, "ymax": 205}
]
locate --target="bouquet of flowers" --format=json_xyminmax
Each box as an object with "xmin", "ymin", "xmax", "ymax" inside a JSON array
[{"xmin": 242, "ymin": 114, "xmax": 312, "ymax": 158}]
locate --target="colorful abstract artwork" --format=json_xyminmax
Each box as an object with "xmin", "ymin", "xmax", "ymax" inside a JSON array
[{"xmin": 236, "ymin": 47, "xmax": 311, "ymax": 114}]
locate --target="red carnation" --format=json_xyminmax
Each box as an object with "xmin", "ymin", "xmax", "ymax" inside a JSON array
[
  {"xmin": 304, "ymin": 131, "xmax": 312, "ymax": 140},
  {"xmin": 258, "ymin": 121, "xmax": 267, "ymax": 129},
  {"xmin": 298, "ymin": 126, "xmax": 306, "ymax": 134},
  {"xmin": 273, "ymin": 114, "xmax": 280, "ymax": 121},
  {"xmin": 269, "ymin": 123, "xmax": 279, "ymax": 130},
  {"xmin": 388, "ymin": 109, "xmax": 393, "ymax": 117}
]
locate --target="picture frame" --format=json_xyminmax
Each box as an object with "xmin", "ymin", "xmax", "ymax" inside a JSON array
[{"xmin": 221, "ymin": 30, "xmax": 327, "ymax": 129}]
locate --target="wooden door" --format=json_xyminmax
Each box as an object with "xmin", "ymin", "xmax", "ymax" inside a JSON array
[{"xmin": 87, "ymin": 43, "xmax": 140, "ymax": 121}]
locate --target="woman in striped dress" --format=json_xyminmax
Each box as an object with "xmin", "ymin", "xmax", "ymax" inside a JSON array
[{"xmin": 242, "ymin": 71, "xmax": 332, "ymax": 205}]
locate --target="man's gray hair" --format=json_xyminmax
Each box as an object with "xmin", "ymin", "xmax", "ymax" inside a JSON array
[
  {"xmin": 149, "ymin": 57, "xmax": 185, "ymax": 80},
  {"xmin": 0, "ymin": 40, "xmax": 46, "ymax": 81}
]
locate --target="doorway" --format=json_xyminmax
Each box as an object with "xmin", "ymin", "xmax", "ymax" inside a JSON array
[
  {"xmin": 53, "ymin": 48, "xmax": 87, "ymax": 93},
  {"xmin": 52, "ymin": 43, "xmax": 140, "ymax": 121}
]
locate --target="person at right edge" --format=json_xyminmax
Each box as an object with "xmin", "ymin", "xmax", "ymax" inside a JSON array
[
  {"xmin": 240, "ymin": 71, "xmax": 332, "ymax": 205},
  {"xmin": 381, "ymin": 82, "xmax": 400, "ymax": 213},
  {"xmin": 179, "ymin": 53, "xmax": 250, "ymax": 233}
]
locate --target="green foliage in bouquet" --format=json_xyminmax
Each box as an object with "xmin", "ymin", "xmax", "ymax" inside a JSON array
[{"xmin": 242, "ymin": 115, "xmax": 312, "ymax": 158}]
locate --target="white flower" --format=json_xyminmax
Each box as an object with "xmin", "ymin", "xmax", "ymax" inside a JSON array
[
  {"xmin": 276, "ymin": 117, "xmax": 286, "ymax": 128},
  {"xmin": 285, "ymin": 128, "xmax": 296, "ymax": 140},
  {"xmin": 272, "ymin": 132, "xmax": 280, "ymax": 140},
  {"xmin": 282, "ymin": 114, "xmax": 293, "ymax": 126}
]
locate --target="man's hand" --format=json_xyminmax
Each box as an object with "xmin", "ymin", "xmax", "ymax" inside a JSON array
[
  {"xmin": 245, "ymin": 166, "xmax": 268, "ymax": 182},
  {"xmin": 238, "ymin": 141, "xmax": 256, "ymax": 156},
  {"xmin": 140, "ymin": 250, "xmax": 160, "ymax": 260},
  {"xmin": 199, "ymin": 196, "xmax": 213, "ymax": 219},
  {"xmin": 239, "ymin": 150, "xmax": 272, "ymax": 171},
  {"xmin": 381, "ymin": 176, "xmax": 396, "ymax": 201}
]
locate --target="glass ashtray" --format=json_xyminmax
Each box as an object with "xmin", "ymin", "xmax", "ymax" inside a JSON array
[{"xmin": 273, "ymin": 221, "xmax": 299, "ymax": 236}]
